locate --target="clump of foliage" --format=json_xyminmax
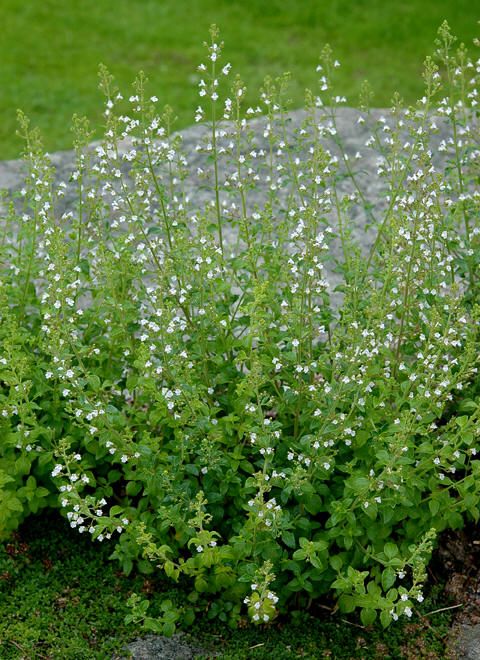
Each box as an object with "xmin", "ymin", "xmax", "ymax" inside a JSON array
[
  {"xmin": 0, "ymin": 512, "xmax": 455, "ymax": 659},
  {"xmin": 0, "ymin": 22, "xmax": 479, "ymax": 633}
]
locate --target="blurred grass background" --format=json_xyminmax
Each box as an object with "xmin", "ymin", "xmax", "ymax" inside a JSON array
[{"xmin": 0, "ymin": 0, "xmax": 478, "ymax": 159}]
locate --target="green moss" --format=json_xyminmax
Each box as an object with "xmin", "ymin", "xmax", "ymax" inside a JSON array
[
  {"xmin": 0, "ymin": 0, "xmax": 477, "ymax": 158},
  {"xmin": 0, "ymin": 512, "xmax": 454, "ymax": 659},
  {"xmin": 0, "ymin": 512, "xmax": 140, "ymax": 658}
]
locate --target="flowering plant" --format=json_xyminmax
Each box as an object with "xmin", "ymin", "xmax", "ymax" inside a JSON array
[{"xmin": 0, "ymin": 22, "xmax": 479, "ymax": 630}]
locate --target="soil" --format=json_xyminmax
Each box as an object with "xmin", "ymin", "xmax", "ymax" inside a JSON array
[{"xmin": 431, "ymin": 525, "xmax": 480, "ymax": 658}]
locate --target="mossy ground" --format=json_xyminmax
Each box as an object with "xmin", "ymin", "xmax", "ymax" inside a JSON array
[
  {"xmin": 0, "ymin": 511, "xmax": 455, "ymax": 659},
  {"xmin": 0, "ymin": 0, "xmax": 477, "ymax": 159}
]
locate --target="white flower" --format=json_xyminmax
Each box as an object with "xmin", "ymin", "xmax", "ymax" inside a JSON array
[{"xmin": 51, "ymin": 464, "xmax": 63, "ymax": 477}]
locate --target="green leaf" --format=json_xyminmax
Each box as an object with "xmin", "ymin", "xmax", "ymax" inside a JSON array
[
  {"xmin": 292, "ymin": 549, "xmax": 307, "ymax": 561},
  {"xmin": 194, "ymin": 575, "xmax": 208, "ymax": 592},
  {"xmin": 6, "ymin": 495, "xmax": 23, "ymax": 512},
  {"xmin": 0, "ymin": 471, "xmax": 15, "ymax": 488},
  {"xmin": 126, "ymin": 480, "xmax": 142, "ymax": 496},
  {"xmin": 460, "ymin": 399, "xmax": 478, "ymax": 413},
  {"xmin": 164, "ymin": 561, "xmax": 178, "ymax": 580},
  {"xmin": 383, "ymin": 543, "xmax": 398, "ymax": 559},
  {"xmin": 313, "ymin": 540, "xmax": 328, "ymax": 552},
  {"xmin": 14, "ymin": 455, "xmax": 31, "ymax": 476},
  {"xmin": 337, "ymin": 594, "xmax": 356, "ymax": 613},
  {"xmin": 26, "ymin": 475, "xmax": 36, "ymax": 489},
  {"xmin": 330, "ymin": 555, "xmax": 343, "ymax": 572},
  {"xmin": 163, "ymin": 621, "xmax": 176, "ymax": 637},
  {"xmin": 381, "ymin": 567, "xmax": 396, "ymax": 591},
  {"xmin": 310, "ymin": 555, "xmax": 325, "ymax": 570},
  {"xmin": 347, "ymin": 476, "xmax": 370, "ymax": 492},
  {"xmin": 183, "ymin": 608, "xmax": 195, "ymax": 626},
  {"xmin": 107, "ymin": 469, "xmax": 122, "ymax": 483},
  {"xmin": 429, "ymin": 499, "xmax": 440, "ymax": 516},
  {"xmin": 87, "ymin": 374, "xmax": 101, "ymax": 391},
  {"xmin": 380, "ymin": 610, "xmax": 392, "ymax": 628},
  {"xmin": 122, "ymin": 558, "xmax": 133, "ymax": 575},
  {"xmin": 144, "ymin": 618, "xmax": 164, "ymax": 634},
  {"xmin": 448, "ymin": 512, "xmax": 464, "ymax": 529},
  {"xmin": 302, "ymin": 493, "xmax": 322, "ymax": 515},
  {"xmin": 360, "ymin": 608, "xmax": 377, "ymax": 626},
  {"xmin": 282, "ymin": 531, "xmax": 296, "ymax": 548},
  {"xmin": 37, "ymin": 451, "xmax": 54, "ymax": 467}
]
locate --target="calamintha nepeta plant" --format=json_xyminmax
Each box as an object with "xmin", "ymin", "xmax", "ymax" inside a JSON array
[{"xmin": 0, "ymin": 21, "xmax": 479, "ymax": 631}]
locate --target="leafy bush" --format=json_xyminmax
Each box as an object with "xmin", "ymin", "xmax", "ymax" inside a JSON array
[{"xmin": 0, "ymin": 22, "xmax": 479, "ymax": 631}]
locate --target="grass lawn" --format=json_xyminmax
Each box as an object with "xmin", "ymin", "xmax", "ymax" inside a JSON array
[
  {"xmin": 0, "ymin": 0, "xmax": 478, "ymax": 159},
  {"xmin": 0, "ymin": 512, "xmax": 455, "ymax": 659}
]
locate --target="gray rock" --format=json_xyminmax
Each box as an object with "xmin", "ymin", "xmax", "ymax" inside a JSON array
[
  {"xmin": 120, "ymin": 633, "xmax": 208, "ymax": 659},
  {"xmin": 0, "ymin": 107, "xmax": 456, "ymax": 227},
  {"xmin": 0, "ymin": 107, "xmax": 459, "ymax": 308},
  {"xmin": 453, "ymin": 624, "xmax": 480, "ymax": 660}
]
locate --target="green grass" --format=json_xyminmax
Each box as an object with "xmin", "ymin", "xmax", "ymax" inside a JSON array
[
  {"xmin": 0, "ymin": 0, "xmax": 478, "ymax": 159},
  {"xmin": 0, "ymin": 511, "xmax": 455, "ymax": 659}
]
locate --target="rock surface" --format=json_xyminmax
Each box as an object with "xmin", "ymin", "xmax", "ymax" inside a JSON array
[
  {"xmin": 0, "ymin": 107, "xmax": 455, "ymax": 242},
  {"xmin": 453, "ymin": 624, "xmax": 480, "ymax": 660},
  {"xmin": 121, "ymin": 633, "xmax": 208, "ymax": 659},
  {"xmin": 0, "ymin": 106, "xmax": 459, "ymax": 311}
]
